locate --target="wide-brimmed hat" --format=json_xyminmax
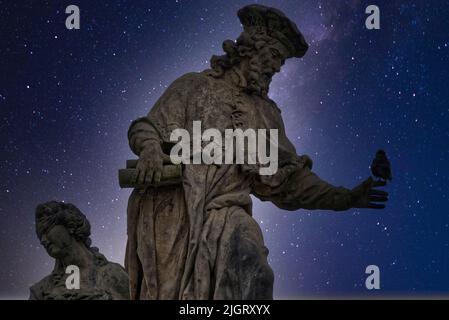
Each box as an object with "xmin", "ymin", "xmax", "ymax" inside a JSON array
[{"xmin": 238, "ymin": 4, "xmax": 309, "ymax": 58}]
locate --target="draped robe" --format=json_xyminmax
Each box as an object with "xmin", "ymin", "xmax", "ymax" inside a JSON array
[{"xmin": 125, "ymin": 71, "xmax": 352, "ymax": 300}]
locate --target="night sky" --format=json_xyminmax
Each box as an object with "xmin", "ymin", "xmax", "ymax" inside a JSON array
[{"xmin": 1, "ymin": 0, "xmax": 449, "ymax": 299}]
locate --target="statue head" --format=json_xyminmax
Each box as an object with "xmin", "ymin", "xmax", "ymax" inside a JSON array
[
  {"xmin": 208, "ymin": 5, "xmax": 308, "ymax": 97},
  {"xmin": 31, "ymin": 202, "xmax": 127, "ymax": 299},
  {"xmin": 35, "ymin": 201, "xmax": 91, "ymax": 259}
]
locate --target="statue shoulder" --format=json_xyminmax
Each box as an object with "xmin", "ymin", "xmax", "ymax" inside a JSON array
[
  {"xmin": 99, "ymin": 261, "xmax": 127, "ymax": 276},
  {"xmin": 29, "ymin": 274, "xmax": 54, "ymax": 300},
  {"xmin": 259, "ymin": 97, "xmax": 284, "ymax": 128},
  {"xmin": 171, "ymin": 72, "xmax": 212, "ymax": 91},
  {"xmin": 97, "ymin": 262, "xmax": 130, "ymax": 299},
  {"xmin": 265, "ymin": 97, "xmax": 282, "ymax": 114}
]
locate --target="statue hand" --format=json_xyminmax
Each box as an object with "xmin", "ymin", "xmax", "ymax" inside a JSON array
[
  {"xmin": 350, "ymin": 177, "xmax": 388, "ymax": 209},
  {"xmin": 135, "ymin": 140, "xmax": 171, "ymax": 185}
]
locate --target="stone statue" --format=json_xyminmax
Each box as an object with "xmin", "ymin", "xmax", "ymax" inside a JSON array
[
  {"xmin": 30, "ymin": 201, "xmax": 129, "ymax": 300},
  {"xmin": 125, "ymin": 4, "xmax": 388, "ymax": 300}
]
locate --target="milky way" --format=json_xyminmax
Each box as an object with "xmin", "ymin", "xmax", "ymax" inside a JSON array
[{"xmin": 1, "ymin": 0, "xmax": 448, "ymax": 299}]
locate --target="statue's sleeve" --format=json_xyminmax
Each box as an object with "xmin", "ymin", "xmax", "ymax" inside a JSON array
[
  {"xmin": 252, "ymin": 104, "xmax": 352, "ymax": 212},
  {"xmin": 128, "ymin": 72, "xmax": 205, "ymax": 156},
  {"xmin": 253, "ymin": 164, "xmax": 352, "ymax": 211}
]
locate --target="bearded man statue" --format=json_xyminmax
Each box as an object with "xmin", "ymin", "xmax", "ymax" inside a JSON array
[{"xmin": 125, "ymin": 4, "xmax": 388, "ymax": 300}]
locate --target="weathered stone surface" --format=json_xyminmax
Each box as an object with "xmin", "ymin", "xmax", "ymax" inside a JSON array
[
  {"xmin": 125, "ymin": 4, "xmax": 388, "ymax": 300},
  {"xmin": 30, "ymin": 201, "xmax": 129, "ymax": 300}
]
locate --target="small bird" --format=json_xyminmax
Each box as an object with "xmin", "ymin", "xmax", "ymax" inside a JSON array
[{"xmin": 371, "ymin": 149, "xmax": 392, "ymax": 182}]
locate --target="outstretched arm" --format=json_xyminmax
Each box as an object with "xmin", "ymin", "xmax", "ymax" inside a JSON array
[
  {"xmin": 253, "ymin": 160, "xmax": 388, "ymax": 212},
  {"xmin": 253, "ymin": 101, "xmax": 388, "ymax": 212}
]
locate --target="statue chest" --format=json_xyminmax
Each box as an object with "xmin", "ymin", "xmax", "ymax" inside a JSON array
[{"xmin": 194, "ymin": 84, "xmax": 277, "ymax": 133}]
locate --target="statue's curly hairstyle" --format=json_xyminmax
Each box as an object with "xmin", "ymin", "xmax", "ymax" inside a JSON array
[
  {"xmin": 35, "ymin": 201, "xmax": 108, "ymax": 266},
  {"xmin": 36, "ymin": 201, "xmax": 108, "ymax": 266},
  {"xmin": 208, "ymin": 28, "xmax": 279, "ymax": 78},
  {"xmin": 35, "ymin": 201, "xmax": 92, "ymax": 248}
]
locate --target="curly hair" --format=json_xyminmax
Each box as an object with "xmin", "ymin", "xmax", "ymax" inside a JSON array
[
  {"xmin": 208, "ymin": 28, "xmax": 280, "ymax": 78},
  {"xmin": 35, "ymin": 201, "xmax": 92, "ymax": 248}
]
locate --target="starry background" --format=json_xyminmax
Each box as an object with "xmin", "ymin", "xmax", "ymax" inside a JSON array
[{"xmin": 1, "ymin": 0, "xmax": 448, "ymax": 299}]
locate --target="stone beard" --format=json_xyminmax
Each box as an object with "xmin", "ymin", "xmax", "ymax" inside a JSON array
[{"xmin": 208, "ymin": 28, "xmax": 290, "ymax": 99}]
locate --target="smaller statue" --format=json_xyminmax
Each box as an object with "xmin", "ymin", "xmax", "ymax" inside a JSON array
[{"xmin": 29, "ymin": 201, "xmax": 129, "ymax": 300}]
